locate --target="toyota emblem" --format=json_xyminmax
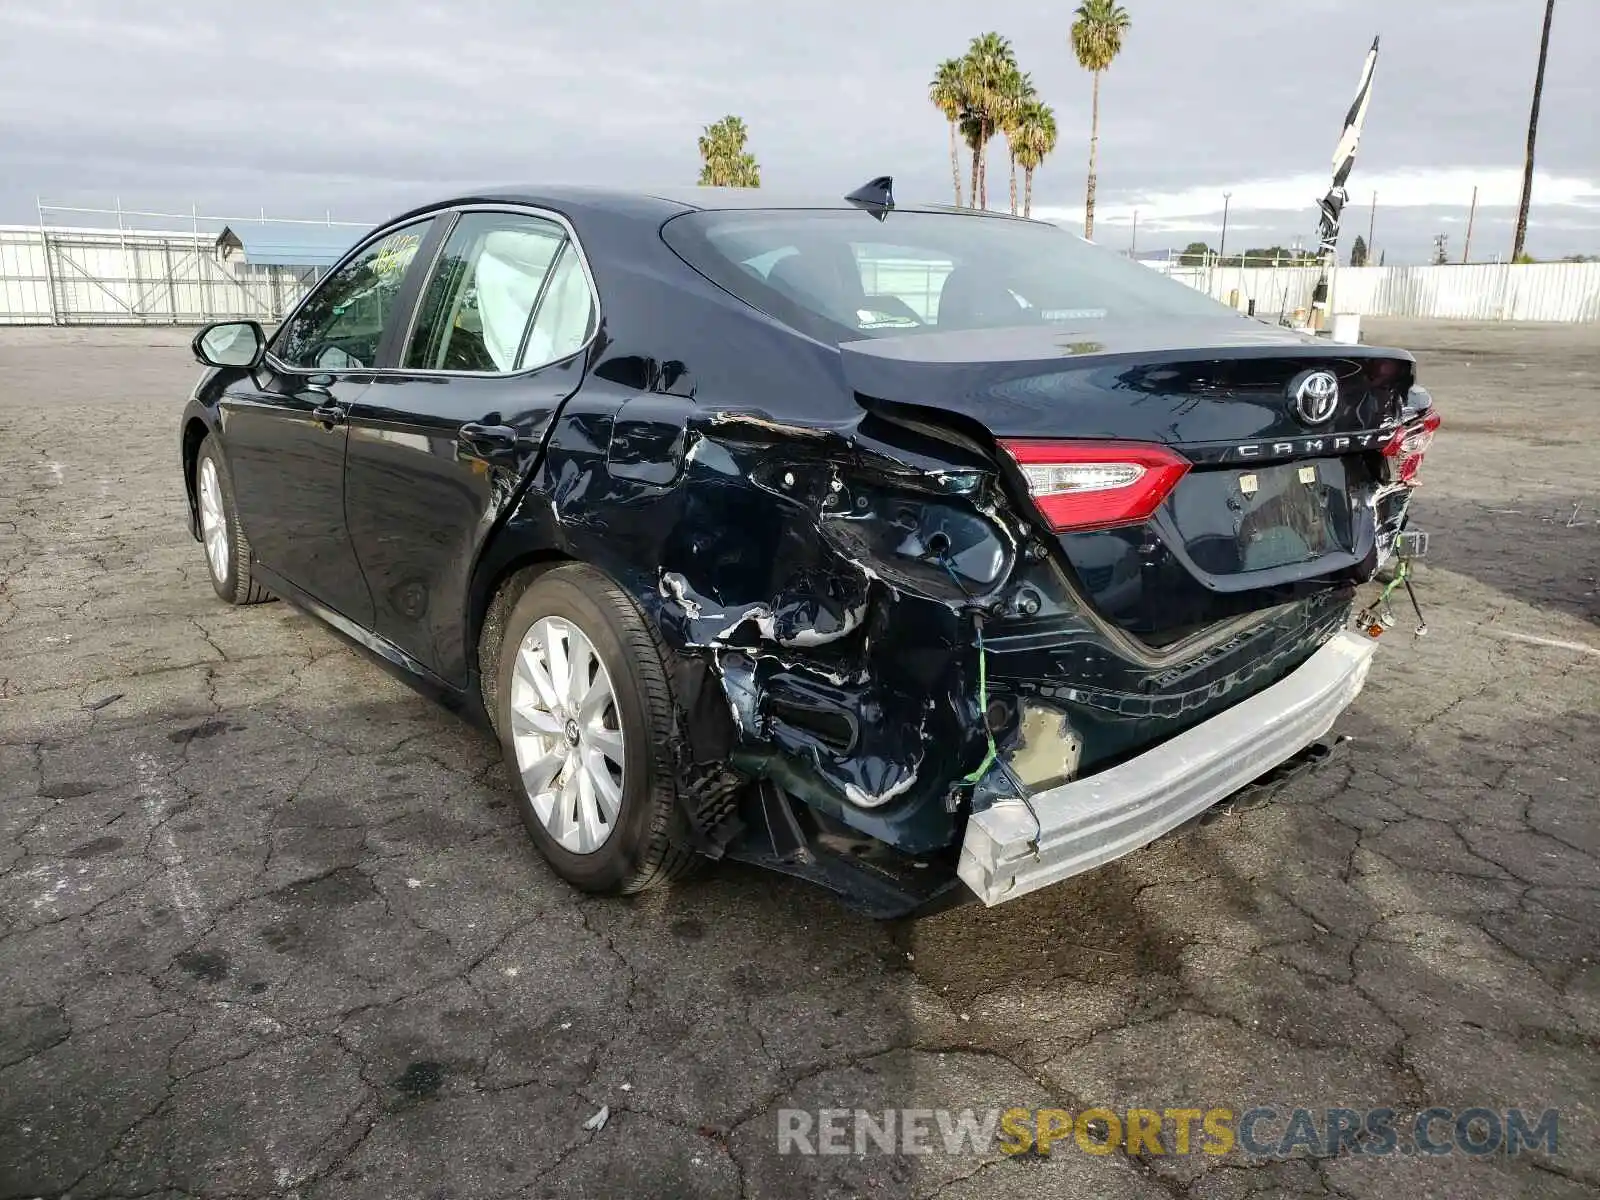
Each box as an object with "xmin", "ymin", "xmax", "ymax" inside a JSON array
[{"xmin": 1291, "ymin": 370, "xmax": 1340, "ymax": 425}]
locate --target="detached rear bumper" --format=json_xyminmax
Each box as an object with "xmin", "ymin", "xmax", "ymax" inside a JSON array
[{"xmin": 957, "ymin": 630, "xmax": 1378, "ymax": 906}]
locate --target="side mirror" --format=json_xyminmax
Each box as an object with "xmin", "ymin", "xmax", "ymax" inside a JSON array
[{"xmin": 192, "ymin": 320, "xmax": 266, "ymax": 369}]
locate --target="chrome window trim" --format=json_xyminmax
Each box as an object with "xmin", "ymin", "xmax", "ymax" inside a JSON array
[{"xmin": 264, "ymin": 202, "xmax": 602, "ymax": 382}]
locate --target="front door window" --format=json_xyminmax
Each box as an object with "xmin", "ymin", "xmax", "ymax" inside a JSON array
[{"xmin": 273, "ymin": 220, "xmax": 434, "ymax": 370}]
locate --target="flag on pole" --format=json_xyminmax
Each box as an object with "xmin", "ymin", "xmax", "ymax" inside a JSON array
[{"xmin": 1316, "ymin": 36, "xmax": 1380, "ymax": 262}]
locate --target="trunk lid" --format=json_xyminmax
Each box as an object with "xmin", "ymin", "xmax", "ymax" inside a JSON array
[
  {"xmin": 838, "ymin": 318, "xmax": 1414, "ymax": 445},
  {"xmin": 841, "ymin": 318, "xmax": 1415, "ymax": 644}
]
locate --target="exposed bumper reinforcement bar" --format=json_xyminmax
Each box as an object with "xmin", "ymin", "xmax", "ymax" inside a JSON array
[{"xmin": 957, "ymin": 631, "xmax": 1378, "ymax": 906}]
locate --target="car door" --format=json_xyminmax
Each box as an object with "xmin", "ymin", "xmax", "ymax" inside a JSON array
[
  {"xmin": 218, "ymin": 218, "xmax": 440, "ymax": 627},
  {"xmin": 343, "ymin": 208, "xmax": 598, "ymax": 684}
]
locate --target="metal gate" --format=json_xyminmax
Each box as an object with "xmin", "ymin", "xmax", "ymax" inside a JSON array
[{"xmin": 0, "ymin": 202, "xmax": 368, "ymax": 326}]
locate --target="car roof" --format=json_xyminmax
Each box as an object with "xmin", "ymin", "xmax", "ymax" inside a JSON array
[
  {"xmin": 638, "ymin": 186, "xmax": 1002, "ymax": 216},
  {"xmin": 399, "ymin": 184, "xmax": 1024, "ymax": 223}
]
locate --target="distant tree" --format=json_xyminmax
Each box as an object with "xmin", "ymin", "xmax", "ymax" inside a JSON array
[
  {"xmin": 697, "ymin": 116, "xmax": 761, "ymax": 187},
  {"xmin": 1513, "ymin": 0, "xmax": 1557, "ymax": 262},
  {"xmin": 929, "ymin": 59, "xmax": 968, "ymax": 206},
  {"xmin": 1179, "ymin": 241, "xmax": 1213, "ymax": 265},
  {"xmin": 1227, "ymin": 246, "xmax": 1309, "ymax": 267},
  {"xmin": 1070, "ymin": 0, "xmax": 1131, "ymax": 239},
  {"xmin": 959, "ymin": 32, "xmax": 1020, "ymax": 209},
  {"xmin": 998, "ymin": 71, "xmax": 1038, "ymax": 214},
  {"xmin": 932, "ymin": 38, "xmax": 1056, "ymax": 214},
  {"xmin": 1350, "ymin": 234, "xmax": 1368, "ymax": 266},
  {"xmin": 1012, "ymin": 98, "xmax": 1058, "ymax": 218}
]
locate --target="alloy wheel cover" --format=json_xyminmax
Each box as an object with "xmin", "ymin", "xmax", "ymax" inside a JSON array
[{"xmin": 509, "ymin": 615, "xmax": 626, "ymax": 854}]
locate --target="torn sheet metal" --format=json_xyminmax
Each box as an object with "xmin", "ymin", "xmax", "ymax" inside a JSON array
[{"xmin": 503, "ymin": 393, "xmax": 1360, "ymax": 874}]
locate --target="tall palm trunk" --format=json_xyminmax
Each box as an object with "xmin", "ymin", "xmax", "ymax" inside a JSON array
[
  {"xmin": 1024, "ymin": 167, "xmax": 1035, "ymax": 218},
  {"xmin": 984, "ymin": 121, "xmax": 996, "ymax": 209},
  {"xmin": 1084, "ymin": 69, "xmax": 1101, "ymax": 238},
  {"xmin": 979, "ymin": 120, "xmax": 992, "ymax": 209},
  {"xmin": 970, "ymin": 145, "xmax": 981, "ymax": 213},
  {"xmin": 948, "ymin": 121, "xmax": 963, "ymax": 206},
  {"xmin": 978, "ymin": 130, "xmax": 987, "ymax": 210},
  {"xmin": 1513, "ymin": 0, "xmax": 1556, "ymax": 261},
  {"xmin": 1008, "ymin": 146, "xmax": 1018, "ymax": 214}
]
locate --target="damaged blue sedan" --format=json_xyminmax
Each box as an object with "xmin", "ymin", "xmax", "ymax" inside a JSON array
[{"xmin": 179, "ymin": 179, "xmax": 1439, "ymax": 915}]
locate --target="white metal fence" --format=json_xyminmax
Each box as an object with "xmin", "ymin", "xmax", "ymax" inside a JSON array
[
  {"xmin": 1165, "ymin": 261, "xmax": 1600, "ymax": 323},
  {"xmin": 0, "ymin": 203, "xmax": 371, "ymax": 326},
  {"xmin": 5, "ymin": 205, "xmax": 1598, "ymax": 326},
  {"xmin": 0, "ymin": 225, "xmax": 314, "ymax": 325}
]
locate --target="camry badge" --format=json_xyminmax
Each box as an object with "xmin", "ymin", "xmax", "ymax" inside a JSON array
[{"xmin": 1291, "ymin": 370, "xmax": 1340, "ymax": 425}]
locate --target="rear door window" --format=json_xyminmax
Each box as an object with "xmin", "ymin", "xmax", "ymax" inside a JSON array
[
  {"xmin": 521, "ymin": 243, "xmax": 596, "ymax": 368},
  {"xmin": 405, "ymin": 213, "xmax": 567, "ymax": 372},
  {"xmin": 273, "ymin": 220, "xmax": 433, "ymax": 370}
]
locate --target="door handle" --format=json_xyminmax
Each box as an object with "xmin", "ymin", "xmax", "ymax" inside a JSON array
[
  {"xmin": 458, "ymin": 422, "xmax": 522, "ymax": 452},
  {"xmin": 311, "ymin": 401, "xmax": 345, "ymax": 425}
]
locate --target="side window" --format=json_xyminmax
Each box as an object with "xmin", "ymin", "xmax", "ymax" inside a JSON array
[
  {"xmin": 274, "ymin": 220, "xmax": 433, "ymax": 369},
  {"xmin": 520, "ymin": 243, "xmax": 596, "ymax": 369},
  {"xmin": 406, "ymin": 213, "xmax": 565, "ymax": 372}
]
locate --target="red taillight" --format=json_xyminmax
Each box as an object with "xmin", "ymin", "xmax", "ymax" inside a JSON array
[
  {"xmin": 1383, "ymin": 410, "xmax": 1441, "ymax": 484},
  {"xmin": 999, "ymin": 440, "xmax": 1191, "ymax": 532}
]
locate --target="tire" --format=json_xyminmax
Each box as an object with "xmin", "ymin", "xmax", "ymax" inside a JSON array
[
  {"xmin": 194, "ymin": 437, "xmax": 272, "ymax": 605},
  {"xmin": 494, "ymin": 563, "xmax": 699, "ymax": 894}
]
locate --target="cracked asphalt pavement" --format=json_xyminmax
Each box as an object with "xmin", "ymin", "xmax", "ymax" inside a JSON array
[{"xmin": 1, "ymin": 319, "xmax": 1597, "ymax": 1199}]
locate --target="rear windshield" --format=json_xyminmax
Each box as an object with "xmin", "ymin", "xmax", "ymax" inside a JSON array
[{"xmin": 661, "ymin": 208, "xmax": 1237, "ymax": 342}]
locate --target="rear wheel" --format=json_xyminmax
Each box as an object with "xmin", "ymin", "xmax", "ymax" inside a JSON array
[
  {"xmin": 494, "ymin": 564, "xmax": 698, "ymax": 894},
  {"xmin": 195, "ymin": 438, "xmax": 271, "ymax": 605}
]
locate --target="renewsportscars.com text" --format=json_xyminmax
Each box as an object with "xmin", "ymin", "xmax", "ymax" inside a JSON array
[{"xmin": 777, "ymin": 1106, "xmax": 1560, "ymax": 1160}]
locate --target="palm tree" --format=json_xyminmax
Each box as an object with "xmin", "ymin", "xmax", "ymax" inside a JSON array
[
  {"xmin": 960, "ymin": 111, "xmax": 985, "ymax": 213},
  {"xmin": 1012, "ymin": 100, "xmax": 1059, "ymax": 218},
  {"xmin": 929, "ymin": 58, "xmax": 967, "ymax": 206},
  {"xmin": 960, "ymin": 32, "xmax": 1019, "ymax": 210},
  {"xmin": 1513, "ymin": 0, "xmax": 1557, "ymax": 261},
  {"xmin": 1070, "ymin": 0, "xmax": 1131, "ymax": 239},
  {"xmin": 998, "ymin": 71, "xmax": 1038, "ymax": 214},
  {"xmin": 697, "ymin": 116, "xmax": 761, "ymax": 187}
]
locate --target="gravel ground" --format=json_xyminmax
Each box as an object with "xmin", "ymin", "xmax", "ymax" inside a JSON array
[{"xmin": 0, "ymin": 318, "xmax": 1596, "ymax": 1199}]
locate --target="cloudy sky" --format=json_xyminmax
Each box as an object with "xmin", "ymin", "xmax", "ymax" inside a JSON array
[{"xmin": 2, "ymin": 0, "xmax": 1595, "ymax": 263}]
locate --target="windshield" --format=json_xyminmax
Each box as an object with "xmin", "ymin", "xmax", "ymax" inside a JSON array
[{"xmin": 661, "ymin": 209, "xmax": 1239, "ymax": 342}]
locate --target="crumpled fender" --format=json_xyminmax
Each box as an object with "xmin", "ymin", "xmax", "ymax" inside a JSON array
[
  {"xmin": 486, "ymin": 390, "xmax": 1018, "ymax": 854},
  {"xmin": 483, "ymin": 388, "xmax": 1352, "ymax": 860}
]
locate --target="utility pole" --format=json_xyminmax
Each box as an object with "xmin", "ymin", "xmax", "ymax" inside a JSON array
[
  {"xmin": 1130, "ymin": 209, "xmax": 1138, "ymax": 256},
  {"xmin": 1218, "ymin": 192, "xmax": 1232, "ymax": 262},
  {"xmin": 1367, "ymin": 191, "xmax": 1377, "ymax": 263},
  {"xmin": 1513, "ymin": 0, "xmax": 1557, "ymax": 261},
  {"xmin": 1462, "ymin": 185, "xmax": 1478, "ymax": 263}
]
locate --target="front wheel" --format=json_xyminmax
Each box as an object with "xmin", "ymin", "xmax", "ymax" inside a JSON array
[
  {"xmin": 194, "ymin": 437, "xmax": 271, "ymax": 605},
  {"xmin": 494, "ymin": 564, "xmax": 699, "ymax": 894}
]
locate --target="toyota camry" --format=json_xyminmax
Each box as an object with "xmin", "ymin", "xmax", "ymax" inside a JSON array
[{"xmin": 179, "ymin": 178, "xmax": 1438, "ymax": 915}]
